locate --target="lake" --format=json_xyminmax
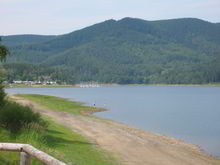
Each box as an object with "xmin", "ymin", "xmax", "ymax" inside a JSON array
[{"xmin": 6, "ymin": 86, "xmax": 220, "ymax": 157}]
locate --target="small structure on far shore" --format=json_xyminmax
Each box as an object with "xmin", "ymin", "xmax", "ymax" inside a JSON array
[{"xmin": 11, "ymin": 80, "xmax": 57, "ymax": 85}]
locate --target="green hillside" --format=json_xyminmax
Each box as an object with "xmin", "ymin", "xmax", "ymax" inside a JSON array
[
  {"xmin": 2, "ymin": 18, "xmax": 220, "ymax": 84},
  {"xmin": 2, "ymin": 35, "xmax": 57, "ymax": 46}
]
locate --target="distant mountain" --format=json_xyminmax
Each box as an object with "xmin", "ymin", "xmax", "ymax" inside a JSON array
[
  {"xmin": 2, "ymin": 18, "xmax": 220, "ymax": 84},
  {"xmin": 2, "ymin": 35, "xmax": 57, "ymax": 46}
]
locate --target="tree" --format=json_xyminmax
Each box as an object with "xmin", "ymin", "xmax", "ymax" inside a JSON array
[
  {"xmin": 0, "ymin": 37, "xmax": 9, "ymax": 106},
  {"xmin": 0, "ymin": 37, "xmax": 9, "ymax": 62}
]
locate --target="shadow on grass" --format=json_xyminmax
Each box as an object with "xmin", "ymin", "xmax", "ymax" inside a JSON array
[
  {"xmin": 47, "ymin": 130, "xmax": 64, "ymax": 135},
  {"xmin": 0, "ymin": 156, "xmax": 20, "ymax": 165},
  {"xmin": 43, "ymin": 135, "xmax": 93, "ymax": 148}
]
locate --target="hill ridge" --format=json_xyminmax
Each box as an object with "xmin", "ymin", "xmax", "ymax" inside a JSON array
[{"xmin": 2, "ymin": 17, "xmax": 220, "ymax": 84}]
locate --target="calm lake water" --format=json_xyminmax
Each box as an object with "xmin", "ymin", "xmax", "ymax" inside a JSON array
[{"xmin": 6, "ymin": 86, "xmax": 220, "ymax": 157}]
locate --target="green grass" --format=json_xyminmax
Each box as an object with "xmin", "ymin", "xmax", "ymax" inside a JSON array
[
  {"xmin": 0, "ymin": 118, "xmax": 118, "ymax": 165},
  {"xmin": 16, "ymin": 94, "xmax": 103, "ymax": 115},
  {"xmin": 0, "ymin": 94, "xmax": 118, "ymax": 164}
]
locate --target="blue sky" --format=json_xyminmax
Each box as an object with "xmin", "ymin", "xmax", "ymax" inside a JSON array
[{"xmin": 1, "ymin": 0, "xmax": 220, "ymax": 35}]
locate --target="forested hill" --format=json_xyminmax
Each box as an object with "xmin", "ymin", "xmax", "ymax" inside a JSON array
[
  {"xmin": 2, "ymin": 17, "xmax": 220, "ymax": 84},
  {"xmin": 2, "ymin": 35, "xmax": 57, "ymax": 46}
]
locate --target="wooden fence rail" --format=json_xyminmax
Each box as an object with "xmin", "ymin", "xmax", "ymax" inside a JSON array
[{"xmin": 0, "ymin": 143, "xmax": 67, "ymax": 165}]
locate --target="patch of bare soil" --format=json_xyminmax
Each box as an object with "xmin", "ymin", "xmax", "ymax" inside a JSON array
[{"xmin": 11, "ymin": 95, "xmax": 220, "ymax": 165}]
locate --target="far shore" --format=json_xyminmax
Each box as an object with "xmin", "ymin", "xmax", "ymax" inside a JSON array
[
  {"xmin": 127, "ymin": 83, "xmax": 220, "ymax": 87},
  {"xmin": 5, "ymin": 83, "xmax": 220, "ymax": 88}
]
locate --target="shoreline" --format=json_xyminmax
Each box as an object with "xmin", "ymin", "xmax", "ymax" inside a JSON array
[
  {"xmin": 90, "ymin": 106, "xmax": 219, "ymax": 159},
  {"xmin": 69, "ymin": 95, "xmax": 217, "ymax": 158},
  {"xmin": 9, "ymin": 94, "xmax": 220, "ymax": 165},
  {"xmin": 5, "ymin": 83, "xmax": 220, "ymax": 88},
  {"xmin": 126, "ymin": 83, "xmax": 220, "ymax": 87},
  {"xmin": 9, "ymin": 94, "xmax": 220, "ymax": 158}
]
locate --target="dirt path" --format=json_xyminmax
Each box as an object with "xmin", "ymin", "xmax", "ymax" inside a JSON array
[{"xmin": 11, "ymin": 96, "xmax": 220, "ymax": 165}]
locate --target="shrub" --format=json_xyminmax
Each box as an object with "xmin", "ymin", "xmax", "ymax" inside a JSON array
[
  {"xmin": 0, "ymin": 84, "xmax": 6, "ymax": 107},
  {"xmin": 0, "ymin": 101, "xmax": 47, "ymax": 132}
]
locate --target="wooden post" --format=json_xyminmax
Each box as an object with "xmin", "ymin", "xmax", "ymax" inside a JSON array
[{"xmin": 20, "ymin": 152, "xmax": 32, "ymax": 165}]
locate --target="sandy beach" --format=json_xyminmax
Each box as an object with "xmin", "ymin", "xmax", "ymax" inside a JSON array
[{"xmin": 11, "ymin": 95, "xmax": 220, "ymax": 165}]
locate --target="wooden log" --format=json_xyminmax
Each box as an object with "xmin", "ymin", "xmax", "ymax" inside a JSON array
[
  {"xmin": 0, "ymin": 143, "xmax": 23, "ymax": 152},
  {"xmin": 23, "ymin": 144, "xmax": 66, "ymax": 165},
  {"xmin": 0, "ymin": 143, "xmax": 67, "ymax": 165},
  {"xmin": 20, "ymin": 152, "xmax": 32, "ymax": 165}
]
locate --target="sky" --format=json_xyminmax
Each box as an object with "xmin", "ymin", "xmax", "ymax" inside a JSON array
[{"xmin": 1, "ymin": 0, "xmax": 220, "ymax": 35}]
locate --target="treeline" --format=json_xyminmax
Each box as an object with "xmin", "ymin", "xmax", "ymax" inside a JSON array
[
  {"xmin": 3, "ymin": 59, "xmax": 220, "ymax": 84},
  {"xmin": 3, "ymin": 63, "xmax": 76, "ymax": 84}
]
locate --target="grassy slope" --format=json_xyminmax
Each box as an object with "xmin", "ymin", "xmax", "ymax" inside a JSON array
[
  {"xmin": 0, "ymin": 94, "xmax": 118, "ymax": 165},
  {"xmin": 17, "ymin": 94, "xmax": 103, "ymax": 115}
]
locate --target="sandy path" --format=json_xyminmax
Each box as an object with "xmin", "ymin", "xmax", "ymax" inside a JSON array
[{"xmin": 11, "ymin": 96, "xmax": 220, "ymax": 165}]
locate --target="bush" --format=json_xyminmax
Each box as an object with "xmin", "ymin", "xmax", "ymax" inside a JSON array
[
  {"xmin": 0, "ymin": 101, "xmax": 47, "ymax": 132},
  {"xmin": 0, "ymin": 84, "xmax": 6, "ymax": 107}
]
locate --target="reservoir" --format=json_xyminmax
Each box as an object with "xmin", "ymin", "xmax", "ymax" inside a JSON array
[{"xmin": 6, "ymin": 86, "xmax": 220, "ymax": 157}]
